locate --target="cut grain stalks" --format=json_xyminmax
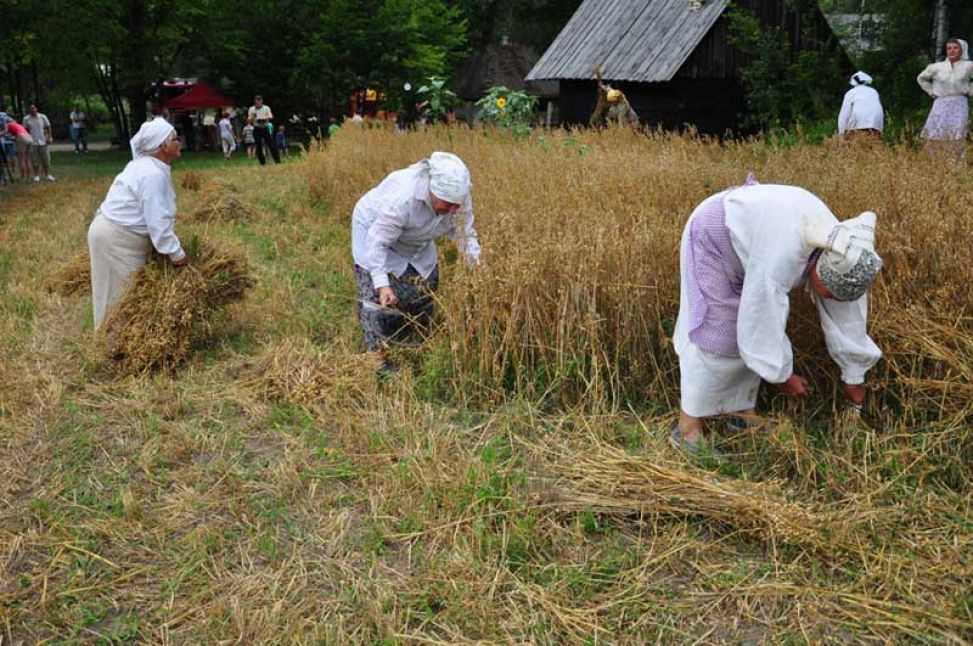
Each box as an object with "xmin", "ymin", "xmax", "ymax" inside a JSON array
[
  {"xmin": 543, "ymin": 441, "xmax": 864, "ymax": 556},
  {"xmin": 46, "ymin": 250, "xmax": 91, "ymax": 296},
  {"xmin": 100, "ymin": 239, "xmax": 255, "ymax": 375},
  {"xmin": 246, "ymin": 337, "xmax": 378, "ymax": 414},
  {"xmin": 190, "ymin": 187, "xmax": 256, "ymax": 223}
]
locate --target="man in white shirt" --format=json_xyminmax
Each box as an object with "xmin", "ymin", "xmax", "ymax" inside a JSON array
[
  {"xmin": 23, "ymin": 104, "xmax": 54, "ymax": 182},
  {"xmin": 838, "ymin": 71, "xmax": 884, "ymax": 142},
  {"xmin": 352, "ymin": 151, "xmax": 481, "ymax": 372},
  {"xmin": 247, "ymin": 95, "xmax": 280, "ymax": 165},
  {"xmin": 69, "ymin": 105, "xmax": 88, "ymax": 153},
  {"xmin": 87, "ymin": 119, "xmax": 187, "ymax": 328}
]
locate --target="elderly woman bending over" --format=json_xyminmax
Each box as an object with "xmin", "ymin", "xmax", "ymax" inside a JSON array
[
  {"xmin": 88, "ymin": 119, "xmax": 187, "ymax": 328},
  {"xmin": 351, "ymin": 152, "xmax": 481, "ymax": 372},
  {"xmin": 671, "ymin": 178, "xmax": 883, "ymax": 454}
]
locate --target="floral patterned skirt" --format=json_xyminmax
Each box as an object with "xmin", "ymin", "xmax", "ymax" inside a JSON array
[
  {"xmin": 354, "ymin": 264, "xmax": 439, "ymax": 352},
  {"xmin": 922, "ymin": 95, "xmax": 970, "ymax": 141}
]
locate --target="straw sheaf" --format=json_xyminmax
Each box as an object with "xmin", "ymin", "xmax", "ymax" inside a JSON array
[
  {"xmin": 46, "ymin": 250, "xmax": 91, "ymax": 296},
  {"xmin": 100, "ymin": 241, "xmax": 256, "ymax": 374},
  {"xmin": 547, "ymin": 442, "xmax": 856, "ymax": 553},
  {"xmin": 190, "ymin": 185, "xmax": 256, "ymax": 223},
  {"xmin": 249, "ymin": 338, "xmax": 378, "ymax": 413}
]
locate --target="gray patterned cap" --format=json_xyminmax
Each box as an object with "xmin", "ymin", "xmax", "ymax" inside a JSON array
[{"xmin": 817, "ymin": 248, "xmax": 883, "ymax": 301}]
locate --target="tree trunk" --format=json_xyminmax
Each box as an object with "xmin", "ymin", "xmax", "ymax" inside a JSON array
[{"xmin": 933, "ymin": 0, "xmax": 949, "ymax": 61}]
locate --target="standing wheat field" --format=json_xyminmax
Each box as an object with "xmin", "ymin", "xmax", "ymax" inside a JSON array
[{"xmin": 0, "ymin": 127, "xmax": 970, "ymax": 643}]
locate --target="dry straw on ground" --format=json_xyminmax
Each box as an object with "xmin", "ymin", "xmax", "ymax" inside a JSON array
[
  {"xmin": 190, "ymin": 184, "xmax": 257, "ymax": 222},
  {"xmin": 249, "ymin": 337, "xmax": 378, "ymax": 413},
  {"xmin": 100, "ymin": 241, "xmax": 256, "ymax": 374},
  {"xmin": 46, "ymin": 250, "xmax": 91, "ymax": 296}
]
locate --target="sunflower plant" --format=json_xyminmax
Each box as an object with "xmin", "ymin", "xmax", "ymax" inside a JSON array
[{"xmin": 476, "ymin": 86, "xmax": 538, "ymax": 130}]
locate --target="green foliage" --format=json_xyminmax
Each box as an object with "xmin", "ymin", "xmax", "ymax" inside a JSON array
[
  {"xmin": 416, "ymin": 76, "xmax": 458, "ymax": 122},
  {"xmin": 726, "ymin": 7, "xmax": 846, "ymax": 129},
  {"xmin": 475, "ymin": 85, "xmax": 537, "ymax": 130}
]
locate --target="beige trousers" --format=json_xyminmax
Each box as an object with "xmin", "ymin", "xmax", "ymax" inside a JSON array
[{"xmin": 87, "ymin": 213, "xmax": 151, "ymax": 329}]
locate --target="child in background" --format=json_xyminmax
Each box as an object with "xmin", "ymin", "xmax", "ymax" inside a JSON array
[
  {"xmin": 242, "ymin": 120, "xmax": 256, "ymax": 161},
  {"xmin": 275, "ymin": 124, "xmax": 288, "ymax": 157},
  {"xmin": 218, "ymin": 111, "xmax": 236, "ymax": 160}
]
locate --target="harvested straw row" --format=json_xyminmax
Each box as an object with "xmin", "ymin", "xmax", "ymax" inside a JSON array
[
  {"xmin": 101, "ymin": 240, "xmax": 255, "ymax": 374},
  {"xmin": 248, "ymin": 338, "xmax": 377, "ymax": 413},
  {"xmin": 190, "ymin": 187, "xmax": 256, "ymax": 223},
  {"xmin": 46, "ymin": 250, "xmax": 91, "ymax": 296},
  {"xmin": 180, "ymin": 171, "xmax": 205, "ymax": 191},
  {"xmin": 548, "ymin": 442, "xmax": 858, "ymax": 553}
]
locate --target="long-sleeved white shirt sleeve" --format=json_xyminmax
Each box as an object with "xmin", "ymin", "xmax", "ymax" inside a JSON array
[
  {"xmin": 364, "ymin": 205, "xmax": 408, "ymax": 289},
  {"xmin": 814, "ymin": 294, "xmax": 882, "ymax": 384},
  {"xmin": 139, "ymin": 171, "xmax": 185, "ymax": 260},
  {"xmin": 449, "ymin": 193, "xmax": 481, "ymax": 266},
  {"xmin": 918, "ymin": 60, "xmax": 973, "ymax": 97},
  {"xmin": 736, "ymin": 265, "xmax": 794, "ymax": 384},
  {"xmin": 838, "ymin": 86, "xmax": 884, "ymax": 134},
  {"xmin": 99, "ymin": 156, "xmax": 184, "ymax": 261}
]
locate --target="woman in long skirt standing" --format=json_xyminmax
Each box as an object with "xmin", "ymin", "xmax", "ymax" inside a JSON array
[
  {"xmin": 88, "ymin": 119, "xmax": 188, "ymax": 329},
  {"xmin": 917, "ymin": 38, "xmax": 973, "ymax": 156}
]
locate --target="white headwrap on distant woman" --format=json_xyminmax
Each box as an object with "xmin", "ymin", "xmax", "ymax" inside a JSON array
[
  {"xmin": 850, "ymin": 71, "xmax": 873, "ymax": 86},
  {"xmin": 427, "ymin": 151, "xmax": 470, "ymax": 204},
  {"xmin": 804, "ymin": 211, "xmax": 883, "ymax": 302},
  {"xmin": 958, "ymin": 38, "xmax": 970, "ymax": 60},
  {"xmin": 130, "ymin": 118, "xmax": 176, "ymax": 159}
]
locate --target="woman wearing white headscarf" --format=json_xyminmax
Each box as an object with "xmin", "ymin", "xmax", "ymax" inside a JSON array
[
  {"xmin": 351, "ymin": 151, "xmax": 481, "ymax": 371},
  {"xmin": 917, "ymin": 38, "xmax": 973, "ymax": 154},
  {"xmin": 87, "ymin": 118, "xmax": 187, "ymax": 328},
  {"xmin": 671, "ymin": 178, "xmax": 883, "ymax": 454},
  {"xmin": 838, "ymin": 71, "xmax": 884, "ymax": 142}
]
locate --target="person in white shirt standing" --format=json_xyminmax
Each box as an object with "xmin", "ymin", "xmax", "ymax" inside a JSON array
[
  {"xmin": 69, "ymin": 105, "xmax": 88, "ymax": 153},
  {"xmin": 23, "ymin": 104, "xmax": 54, "ymax": 182},
  {"xmin": 351, "ymin": 151, "xmax": 481, "ymax": 372},
  {"xmin": 917, "ymin": 38, "xmax": 973, "ymax": 156},
  {"xmin": 670, "ymin": 178, "xmax": 883, "ymax": 455},
  {"xmin": 247, "ymin": 95, "xmax": 280, "ymax": 165},
  {"xmin": 838, "ymin": 71, "xmax": 884, "ymax": 143},
  {"xmin": 87, "ymin": 119, "xmax": 188, "ymax": 329},
  {"xmin": 218, "ymin": 111, "xmax": 235, "ymax": 159}
]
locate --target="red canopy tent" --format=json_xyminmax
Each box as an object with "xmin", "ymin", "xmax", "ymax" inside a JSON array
[{"xmin": 164, "ymin": 80, "xmax": 232, "ymax": 112}]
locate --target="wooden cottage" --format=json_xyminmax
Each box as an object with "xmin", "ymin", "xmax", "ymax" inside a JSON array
[{"xmin": 526, "ymin": 0, "xmax": 850, "ymax": 134}]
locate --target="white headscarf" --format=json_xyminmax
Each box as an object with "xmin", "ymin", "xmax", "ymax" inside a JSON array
[
  {"xmin": 130, "ymin": 118, "xmax": 176, "ymax": 159},
  {"xmin": 427, "ymin": 151, "xmax": 470, "ymax": 204},
  {"xmin": 804, "ymin": 211, "xmax": 883, "ymax": 301},
  {"xmin": 959, "ymin": 39, "xmax": 970, "ymax": 61},
  {"xmin": 849, "ymin": 71, "xmax": 873, "ymax": 86}
]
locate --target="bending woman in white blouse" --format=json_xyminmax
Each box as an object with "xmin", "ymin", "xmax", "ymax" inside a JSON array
[
  {"xmin": 917, "ymin": 38, "xmax": 973, "ymax": 154},
  {"xmin": 87, "ymin": 119, "xmax": 187, "ymax": 329},
  {"xmin": 351, "ymin": 151, "xmax": 481, "ymax": 372},
  {"xmin": 672, "ymin": 182, "xmax": 884, "ymax": 454}
]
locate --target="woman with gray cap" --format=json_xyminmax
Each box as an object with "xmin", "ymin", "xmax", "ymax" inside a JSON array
[
  {"xmin": 351, "ymin": 151, "xmax": 481, "ymax": 371},
  {"xmin": 838, "ymin": 71, "xmax": 884, "ymax": 142},
  {"xmin": 87, "ymin": 118, "xmax": 187, "ymax": 329},
  {"xmin": 670, "ymin": 179, "xmax": 883, "ymax": 454}
]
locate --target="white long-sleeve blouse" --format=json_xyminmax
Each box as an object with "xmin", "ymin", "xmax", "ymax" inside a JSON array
[
  {"xmin": 838, "ymin": 85, "xmax": 884, "ymax": 134},
  {"xmin": 724, "ymin": 184, "xmax": 882, "ymax": 385},
  {"xmin": 98, "ymin": 156, "xmax": 185, "ymax": 261},
  {"xmin": 351, "ymin": 163, "xmax": 481, "ymax": 289},
  {"xmin": 917, "ymin": 60, "xmax": 973, "ymax": 98}
]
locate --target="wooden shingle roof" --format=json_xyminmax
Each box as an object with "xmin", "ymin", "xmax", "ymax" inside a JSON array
[{"xmin": 526, "ymin": 0, "xmax": 729, "ymax": 83}]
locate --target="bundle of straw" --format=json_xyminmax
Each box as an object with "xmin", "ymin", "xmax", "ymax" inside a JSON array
[
  {"xmin": 190, "ymin": 187, "xmax": 256, "ymax": 223},
  {"xmin": 250, "ymin": 338, "xmax": 377, "ymax": 413},
  {"xmin": 550, "ymin": 443, "xmax": 857, "ymax": 553},
  {"xmin": 180, "ymin": 171, "xmax": 204, "ymax": 191},
  {"xmin": 101, "ymin": 240, "xmax": 255, "ymax": 374},
  {"xmin": 46, "ymin": 250, "xmax": 91, "ymax": 296}
]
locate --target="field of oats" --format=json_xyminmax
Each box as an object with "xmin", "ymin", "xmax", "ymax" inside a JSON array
[{"xmin": 1, "ymin": 127, "xmax": 970, "ymax": 644}]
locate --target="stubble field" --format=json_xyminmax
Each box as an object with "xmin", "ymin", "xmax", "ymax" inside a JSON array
[{"xmin": 0, "ymin": 126, "xmax": 970, "ymax": 644}]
